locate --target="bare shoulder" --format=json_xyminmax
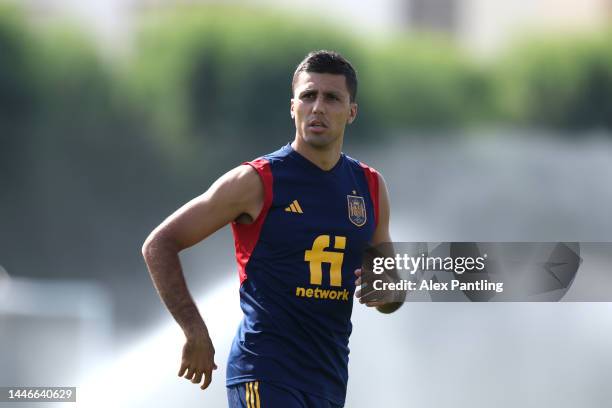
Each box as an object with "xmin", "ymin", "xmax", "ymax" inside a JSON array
[
  {"xmin": 213, "ymin": 163, "xmax": 256, "ymax": 186},
  {"xmin": 211, "ymin": 164, "xmax": 262, "ymax": 205},
  {"xmin": 372, "ymin": 169, "xmax": 391, "ymax": 245},
  {"xmin": 144, "ymin": 164, "xmax": 264, "ymax": 250},
  {"xmin": 374, "ymin": 171, "xmax": 390, "ymax": 206},
  {"xmin": 210, "ymin": 164, "xmax": 264, "ymax": 224},
  {"xmin": 376, "ymin": 171, "xmax": 388, "ymax": 188}
]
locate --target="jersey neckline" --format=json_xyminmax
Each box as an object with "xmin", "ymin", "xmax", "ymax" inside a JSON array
[{"xmin": 283, "ymin": 143, "xmax": 345, "ymax": 175}]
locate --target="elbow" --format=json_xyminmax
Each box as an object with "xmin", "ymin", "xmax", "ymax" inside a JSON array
[
  {"xmin": 141, "ymin": 232, "xmax": 156, "ymax": 261},
  {"xmin": 141, "ymin": 229, "xmax": 180, "ymax": 261}
]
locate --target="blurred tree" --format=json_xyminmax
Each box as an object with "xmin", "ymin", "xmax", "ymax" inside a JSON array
[
  {"xmin": 497, "ymin": 33, "xmax": 612, "ymax": 131},
  {"xmin": 0, "ymin": 7, "xmax": 38, "ymax": 200}
]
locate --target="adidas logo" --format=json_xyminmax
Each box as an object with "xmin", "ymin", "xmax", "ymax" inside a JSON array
[{"xmin": 285, "ymin": 200, "xmax": 303, "ymax": 214}]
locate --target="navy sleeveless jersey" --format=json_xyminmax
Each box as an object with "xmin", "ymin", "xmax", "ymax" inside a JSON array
[{"xmin": 226, "ymin": 143, "xmax": 380, "ymax": 406}]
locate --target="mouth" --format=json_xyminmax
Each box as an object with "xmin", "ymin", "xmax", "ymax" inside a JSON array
[{"xmin": 307, "ymin": 119, "xmax": 327, "ymax": 132}]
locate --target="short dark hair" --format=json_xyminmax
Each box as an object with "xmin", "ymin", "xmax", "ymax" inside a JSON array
[{"xmin": 292, "ymin": 50, "xmax": 358, "ymax": 102}]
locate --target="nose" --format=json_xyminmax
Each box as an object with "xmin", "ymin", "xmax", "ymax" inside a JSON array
[{"xmin": 312, "ymin": 95, "xmax": 325, "ymax": 114}]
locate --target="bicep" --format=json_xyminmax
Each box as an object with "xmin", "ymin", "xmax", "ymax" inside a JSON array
[
  {"xmin": 371, "ymin": 173, "xmax": 391, "ymax": 245},
  {"xmin": 147, "ymin": 165, "xmax": 263, "ymax": 250}
]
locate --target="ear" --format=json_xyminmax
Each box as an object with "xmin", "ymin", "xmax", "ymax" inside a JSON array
[
  {"xmin": 290, "ymin": 98, "xmax": 295, "ymax": 119},
  {"xmin": 347, "ymin": 102, "xmax": 358, "ymax": 124}
]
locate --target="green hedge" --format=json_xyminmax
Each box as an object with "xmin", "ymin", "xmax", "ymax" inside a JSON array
[
  {"xmin": 496, "ymin": 33, "xmax": 612, "ymax": 130},
  {"xmin": 128, "ymin": 6, "xmax": 363, "ymax": 152},
  {"xmin": 0, "ymin": 7, "xmax": 176, "ymax": 278},
  {"xmin": 129, "ymin": 7, "xmax": 495, "ymax": 143},
  {"xmin": 361, "ymin": 38, "xmax": 495, "ymax": 130},
  {"xmin": 2, "ymin": 5, "xmax": 612, "ymax": 154},
  {"xmin": 0, "ymin": 7, "xmax": 38, "ymax": 137}
]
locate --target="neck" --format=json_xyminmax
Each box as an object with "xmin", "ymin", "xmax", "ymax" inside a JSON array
[{"xmin": 291, "ymin": 134, "xmax": 343, "ymax": 171}]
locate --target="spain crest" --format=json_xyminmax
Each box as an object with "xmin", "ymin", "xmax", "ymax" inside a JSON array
[{"xmin": 347, "ymin": 195, "xmax": 367, "ymax": 227}]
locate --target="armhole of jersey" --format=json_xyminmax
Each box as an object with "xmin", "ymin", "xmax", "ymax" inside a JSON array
[
  {"xmin": 231, "ymin": 158, "xmax": 273, "ymax": 285},
  {"xmin": 359, "ymin": 162, "xmax": 380, "ymax": 228}
]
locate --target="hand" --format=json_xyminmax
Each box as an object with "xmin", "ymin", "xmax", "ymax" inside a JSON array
[
  {"xmin": 354, "ymin": 268, "xmax": 386, "ymax": 307},
  {"xmin": 355, "ymin": 268, "xmax": 404, "ymax": 313},
  {"xmin": 178, "ymin": 333, "xmax": 218, "ymax": 390}
]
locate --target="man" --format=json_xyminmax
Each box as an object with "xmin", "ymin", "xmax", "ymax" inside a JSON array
[{"xmin": 142, "ymin": 50, "xmax": 401, "ymax": 408}]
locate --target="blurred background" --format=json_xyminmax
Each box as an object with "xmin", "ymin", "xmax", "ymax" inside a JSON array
[{"xmin": 1, "ymin": 0, "xmax": 612, "ymax": 407}]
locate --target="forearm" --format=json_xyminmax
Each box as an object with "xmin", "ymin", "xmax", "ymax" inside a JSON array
[
  {"xmin": 375, "ymin": 264, "xmax": 404, "ymax": 314},
  {"xmin": 142, "ymin": 236, "xmax": 207, "ymax": 339},
  {"xmin": 372, "ymin": 243, "xmax": 404, "ymax": 314}
]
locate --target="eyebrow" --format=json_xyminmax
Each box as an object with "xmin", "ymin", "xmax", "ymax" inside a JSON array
[{"xmin": 299, "ymin": 89, "xmax": 343, "ymax": 99}]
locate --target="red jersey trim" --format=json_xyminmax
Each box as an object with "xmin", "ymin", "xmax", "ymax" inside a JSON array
[
  {"xmin": 359, "ymin": 162, "xmax": 380, "ymax": 228},
  {"xmin": 231, "ymin": 158, "xmax": 273, "ymax": 285}
]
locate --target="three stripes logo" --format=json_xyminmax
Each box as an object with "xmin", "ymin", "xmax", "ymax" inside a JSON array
[
  {"xmin": 285, "ymin": 199, "xmax": 303, "ymax": 214},
  {"xmin": 244, "ymin": 381, "xmax": 260, "ymax": 408}
]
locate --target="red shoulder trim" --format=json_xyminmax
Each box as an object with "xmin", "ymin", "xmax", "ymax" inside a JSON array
[
  {"xmin": 231, "ymin": 158, "xmax": 273, "ymax": 285},
  {"xmin": 359, "ymin": 162, "xmax": 380, "ymax": 228}
]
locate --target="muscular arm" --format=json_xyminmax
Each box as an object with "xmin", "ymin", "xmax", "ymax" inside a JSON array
[
  {"xmin": 372, "ymin": 174, "xmax": 403, "ymax": 313},
  {"xmin": 371, "ymin": 173, "xmax": 392, "ymax": 247},
  {"xmin": 141, "ymin": 164, "xmax": 263, "ymax": 389},
  {"xmin": 355, "ymin": 173, "xmax": 404, "ymax": 314}
]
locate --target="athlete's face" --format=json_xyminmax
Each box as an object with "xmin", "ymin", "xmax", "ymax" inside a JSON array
[{"xmin": 291, "ymin": 72, "xmax": 357, "ymax": 148}]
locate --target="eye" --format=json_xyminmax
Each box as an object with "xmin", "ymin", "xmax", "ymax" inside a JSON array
[{"xmin": 302, "ymin": 92, "xmax": 315, "ymax": 100}]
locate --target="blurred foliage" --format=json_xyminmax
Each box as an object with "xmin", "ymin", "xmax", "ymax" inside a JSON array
[
  {"xmin": 361, "ymin": 38, "xmax": 495, "ymax": 129},
  {"xmin": 128, "ymin": 6, "xmax": 362, "ymax": 158},
  {"xmin": 129, "ymin": 7, "xmax": 494, "ymax": 145},
  {"xmin": 0, "ymin": 7, "xmax": 37, "ymax": 177},
  {"xmin": 1, "ymin": 4, "xmax": 612, "ymax": 285},
  {"xmin": 496, "ymin": 32, "xmax": 612, "ymax": 130},
  {"xmin": 0, "ymin": 6, "xmax": 172, "ymax": 282}
]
